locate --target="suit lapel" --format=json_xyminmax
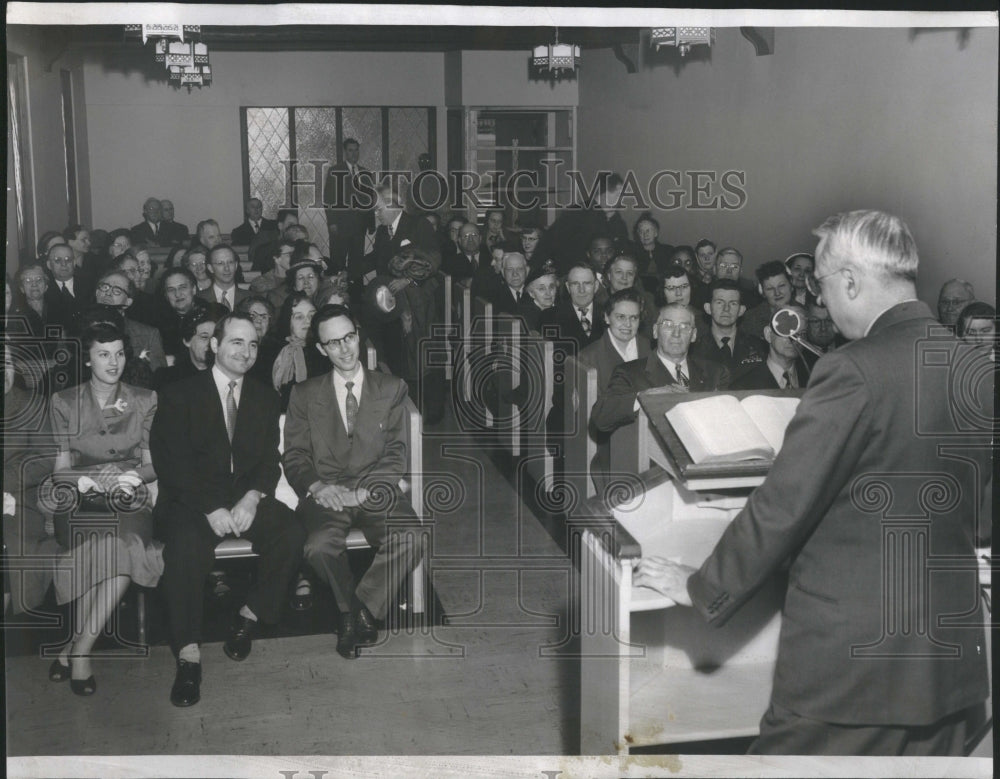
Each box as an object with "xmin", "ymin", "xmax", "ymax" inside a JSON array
[
  {"xmin": 200, "ymin": 370, "xmax": 230, "ymax": 447},
  {"xmin": 645, "ymin": 353, "xmax": 673, "ymax": 387}
]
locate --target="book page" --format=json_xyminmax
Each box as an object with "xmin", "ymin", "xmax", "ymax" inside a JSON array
[
  {"xmin": 739, "ymin": 395, "xmax": 801, "ymax": 453},
  {"xmin": 665, "ymin": 394, "xmax": 773, "ymax": 463}
]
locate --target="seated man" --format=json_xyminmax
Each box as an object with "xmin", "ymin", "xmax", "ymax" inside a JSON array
[
  {"xmin": 712, "ymin": 246, "xmax": 762, "ymax": 308},
  {"xmin": 249, "ymin": 238, "xmax": 296, "ymax": 311},
  {"xmin": 733, "ymin": 304, "xmax": 812, "ymax": 390},
  {"xmin": 936, "ymin": 278, "xmax": 976, "ymax": 329},
  {"xmin": 580, "ymin": 288, "xmax": 651, "ymax": 493},
  {"xmin": 197, "ymin": 245, "xmax": 249, "ymax": 311},
  {"xmin": 150, "ymin": 313, "xmax": 306, "ymax": 707},
  {"xmin": 250, "ymin": 208, "xmax": 297, "ymax": 272},
  {"xmin": 231, "ymin": 197, "xmax": 277, "ymax": 247},
  {"xmin": 446, "ymin": 222, "xmax": 495, "ymax": 296},
  {"xmin": 93, "ymin": 268, "xmax": 167, "ymax": 375},
  {"xmin": 539, "ymin": 262, "xmax": 606, "ymax": 351},
  {"xmin": 63, "ymin": 223, "xmax": 103, "ymax": 284},
  {"xmin": 44, "ymin": 243, "xmax": 93, "ymax": 330},
  {"xmin": 154, "ymin": 304, "xmax": 225, "ymax": 389},
  {"xmin": 282, "ymin": 305, "xmax": 421, "ymax": 659},
  {"xmin": 592, "ymin": 302, "xmax": 730, "ymax": 435},
  {"xmin": 690, "ymin": 279, "xmax": 767, "ymax": 384},
  {"xmin": 488, "ymin": 251, "xmax": 529, "ymax": 316},
  {"xmin": 801, "ymin": 299, "xmax": 844, "ymax": 369},
  {"xmin": 158, "ymin": 199, "xmax": 190, "ymax": 245},
  {"xmin": 131, "ymin": 197, "xmax": 164, "ymax": 246},
  {"xmin": 740, "ymin": 260, "xmax": 794, "ymax": 339}
]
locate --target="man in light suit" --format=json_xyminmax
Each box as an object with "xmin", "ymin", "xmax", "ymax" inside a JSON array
[
  {"xmin": 324, "ymin": 138, "xmax": 376, "ymax": 280},
  {"xmin": 151, "ymin": 313, "xmax": 306, "ymax": 707},
  {"xmin": 283, "ymin": 304, "xmax": 421, "ymax": 659},
  {"xmin": 197, "ymin": 245, "xmax": 249, "ymax": 311},
  {"xmin": 637, "ymin": 210, "xmax": 991, "ymax": 755},
  {"xmin": 591, "ymin": 302, "xmax": 729, "ymax": 435}
]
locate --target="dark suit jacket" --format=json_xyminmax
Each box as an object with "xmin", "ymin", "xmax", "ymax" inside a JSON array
[
  {"xmin": 159, "ymin": 220, "xmax": 189, "ymax": 246},
  {"xmin": 488, "ymin": 284, "xmax": 529, "ymax": 317},
  {"xmin": 196, "ymin": 285, "xmax": 250, "ymax": 309},
  {"xmin": 372, "ymin": 213, "xmax": 441, "ymax": 277},
  {"xmin": 282, "ymin": 368, "xmax": 409, "ymax": 495},
  {"xmin": 538, "ymin": 208, "xmax": 629, "ymax": 276},
  {"xmin": 43, "ymin": 272, "xmax": 94, "ymax": 330},
  {"xmin": 231, "ymin": 218, "xmax": 278, "ymax": 248},
  {"xmin": 688, "ymin": 301, "xmax": 990, "ymax": 725},
  {"xmin": 731, "ymin": 357, "xmax": 811, "ymax": 391},
  {"xmin": 591, "ymin": 353, "xmax": 730, "ymax": 433},
  {"xmin": 130, "ymin": 221, "xmax": 163, "ymax": 246},
  {"xmin": 690, "ymin": 329, "xmax": 767, "ymax": 382},
  {"xmin": 442, "ymin": 248, "xmax": 492, "ymax": 283},
  {"xmin": 150, "ymin": 370, "xmax": 282, "ymax": 517},
  {"xmin": 538, "ymin": 299, "xmax": 606, "ymax": 352}
]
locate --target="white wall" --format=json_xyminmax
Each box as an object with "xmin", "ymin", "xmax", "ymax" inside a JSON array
[{"xmin": 81, "ymin": 49, "xmax": 448, "ymax": 232}]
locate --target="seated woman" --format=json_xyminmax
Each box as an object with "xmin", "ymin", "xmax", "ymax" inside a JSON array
[
  {"xmin": 262, "ymin": 291, "xmax": 326, "ymax": 411},
  {"xmin": 957, "ymin": 301, "xmax": 996, "ymax": 360},
  {"xmin": 46, "ymin": 322, "xmax": 161, "ymax": 696},
  {"xmin": 180, "ymin": 246, "xmax": 213, "ymax": 293},
  {"xmin": 285, "ymin": 257, "xmax": 324, "ymax": 307},
  {"xmin": 521, "ymin": 262, "xmax": 558, "ymax": 333}
]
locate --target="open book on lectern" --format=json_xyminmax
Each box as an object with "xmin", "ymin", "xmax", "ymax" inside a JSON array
[{"xmin": 665, "ymin": 394, "xmax": 801, "ymax": 465}]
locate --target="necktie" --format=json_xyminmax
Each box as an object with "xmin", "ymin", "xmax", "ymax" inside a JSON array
[
  {"xmin": 387, "ymin": 224, "xmax": 394, "ymax": 240},
  {"xmin": 60, "ymin": 282, "xmax": 73, "ymax": 300},
  {"xmin": 720, "ymin": 336, "xmax": 732, "ymax": 356},
  {"xmin": 345, "ymin": 381, "xmax": 358, "ymax": 437},
  {"xmin": 579, "ymin": 308, "xmax": 591, "ymax": 337},
  {"xmin": 252, "ymin": 221, "xmax": 259, "ymax": 234},
  {"xmin": 221, "ymin": 289, "xmax": 231, "ymax": 310},
  {"xmin": 152, "ymin": 223, "xmax": 158, "ymax": 237},
  {"xmin": 676, "ymin": 367, "xmax": 689, "ymax": 388},
  {"xmin": 784, "ymin": 369, "xmax": 798, "ymax": 389},
  {"xmin": 225, "ymin": 381, "xmax": 237, "ymax": 442}
]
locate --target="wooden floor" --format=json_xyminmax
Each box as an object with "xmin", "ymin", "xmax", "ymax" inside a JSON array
[{"xmin": 4, "ymin": 397, "xmax": 581, "ymax": 756}]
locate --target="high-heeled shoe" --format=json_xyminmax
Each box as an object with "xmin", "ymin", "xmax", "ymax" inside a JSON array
[
  {"xmin": 48, "ymin": 658, "xmax": 71, "ymax": 683},
  {"xmin": 68, "ymin": 658, "xmax": 96, "ymax": 696}
]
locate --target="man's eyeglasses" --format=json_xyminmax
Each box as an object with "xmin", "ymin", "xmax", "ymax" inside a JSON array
[
  {"xmin": 805, "ymin": 267, "xmax": 847, "ymax": 300},
  {"xmin": 716, "ymin": 262, "xmax": 740, "ymax": 271},
  {"xmin": 96, "ymin": 282, "xmax": 128, "ymax": 297},
  {"xmin": 657, "ymin": 321, "xmax": 693, "ymax": 334},
  {"xmin": 319, "ymin": 330, "xmax": 359, "ymax": 350},
  {"xmin": 248, "ymin": 312, "xmax": 271, "ymax": 323}
]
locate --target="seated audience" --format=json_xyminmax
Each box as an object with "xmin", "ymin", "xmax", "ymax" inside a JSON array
[
  {"xmin": 446, "ymin": 223, "xmax": 495, "ymax": 298},
  {"xmin": 37, "ymin": 230, "xmax": 67, "ymax": 261},
  {"xmin": 802, "ymin": 299, "xmax": 844, "ymax": 365},
  {"xmin": 75, "ymin": 305, "xmax": 155, "ymax": 390},
  {"xmin": 784, "ymin": 252, "xmax": 814, "ymax": 306},
  {"xmin": 661, "ymin": 266, "xmax": 710, "ymax": 342},
  {"xmin": 93, "ymin": 268, "xmax": 167, "ymax": 375},
  {"xmin": 231, "ymin": 197, "xmax": 277, "ymax": 247},
  {"xmin": 150, "ymin": 313, "xmax": 305, "ymax": 707},
  {"xmin": 46, "ymin": 322, "xmax": 162, "ymax": 696},
  {"xmin": 8, "ymin": 265, "xmax": 60, "ymax": 392},
  {"xmin": 158, "ymin": 199, "xmax": 189, "ymax": 245},
  {"xmin": 154, "ymin": 305, "xmax": 225, "ymax": 389},
  {"xmin": 690, "ymin": 279, "xmax": 767, "ymax": 383},
  {"xmin": 669, "ymin": 244, "xmax": 697, "ymax": 278},
  {"xmin": 236, "ymin": 294, "xmax": 275, "ymax": 343},
  {"xmin": 131, "ymin": 197, "xmax": 164, "ymax": 246},
  {"xmin": 488, "ymin": 251, "xmax": 529, "ymax": 316},
  {"xmin": 586, "ymin": 236, "xmax": 617, "ymax": 289},
  {"xmin": 157, "ymin": 267, "xmax": 208, "ymax": 361},
  {"xmin": 937, "ymin": 278, "xmax": 976, "ymax": 329},
  {"xmin": 110, "ymin": 252, "xmax": 158, "ymax": 327},
  {"xmin": 604, "ymin": 252, "xmax": 657, "ymax": 336},
  {"xmin": 106, "ymin": 229, "xmax": 132, "ymax": 266},
  {"xmin": 63, "ymin": 224, "xmax": 102, "ymax": 283},
  {"xmin": 580, "ymin": 288, "xmax": 652, "ymax": 494},
  {"xmin": 250, "ymin": 208, "xmax": 296, "ymax": 272},
  {"xmin": 198, "ymin": 245, "xmax": 248, "ymax": 311},
  {"xmin": 192, "ymin": 219, "xmax": 223, "ymax": 252},
  {"xmin": 693, "ymin": 238, "xmax": 717, "ymax": 286},
  {"xmin": 131, "ymin": 244, "xmax": 160, "ymax": 295},
  {"xmin": 44, "ymin": 243, "xmax": 93, "ymax": 331},
  {"xmin": 520, "ymin": 224, "xmax": 549, "ymax": 270},
  {"xmin": 263, "ymin": 291, "xmax": 326, "ymax": 411},
  {"xmin": 733, "ymin": 304, "xmax": 812, "ymax": 389},
  {"xmin": 740, "ymin": 260, "xmax": 794, "ymax": 339},
  {"xmin": 481, "ymin": 207, "xmax": 518, "ymax": 254},
  {"xmin": 282, "ymin": 304, "xmax": 420, "ymax": 659},
  {"xmin": 632, "ymin": 213, "xmax": 673, "ymax": 281},
  {"xmin": 591, "ymin": 302, "xmax": 730, "ymax": 435},
  {"xmin": 285, "ymin": 257, "xmax": 325, "ymax": 307},
  {"xmin": 712, "ymin": 246, "xmax": 762, "ymax": 308},
  {"xmin": 249, "ymin": 239, "xmax": 296, "ymax": 311},
  {"xmin": 539, "ymin": 263, "xmax": 606, "ymax": 351}
]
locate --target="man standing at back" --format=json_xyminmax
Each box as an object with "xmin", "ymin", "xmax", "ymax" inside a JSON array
[
  {"xmin": 283, "ymin": 305, "xmax": 421, "ymax": 659},
  {"xmin": 325, "ymin": 138, "xmax": 376, "ymax": 281},
  {"xmin": 151, "ymin": 313, "xmax": 305, "ymax": 707},
  {"xmin": 637, "ymin": 210, "xmax": 991, "ymax": 755}
]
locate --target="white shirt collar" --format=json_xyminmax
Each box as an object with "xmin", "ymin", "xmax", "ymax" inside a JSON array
[
  {"xmin": 390, "ymin": 212, "xmax": 403, "ymax": 234},
  {"xmin": 332, "ymin": 365, "xmax": 365, "ymax": 429},
  {"xmin": 656, "ymin": 352, "xmax": 689, "ymax": 382},
  {"xmin": 213, "ymin": 282, "xmax": 235, "ymax": 302},
  {"xmin": 59, "ymin": 278, "xmax": 75, "ymax": 294},
  {"xmin": 211, "ymin": 365, "xmax": 243, "ymax": 402},
  {"xmin": 766, "ymin": 355, "xmax": 794, "ymax": 387},
  {"xmin": 576, "ymin": 302, "xmax": 593, "ymax": 319},
  {"xmin": 609, "ymin": 334, "xmax": 638, "ymax": 362}
]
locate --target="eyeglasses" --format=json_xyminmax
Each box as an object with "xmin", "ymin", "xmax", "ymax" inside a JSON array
[
  {"xmin": 610, "ymin": 313, "xmax": 640, "ymax": 325},
  {"xmin": 664, "ymin": 283, "xmax": 690, "ymax": 293},
  {"xmin": 807, "ymin": 317, "xmax": 834, "ymax": 328},
  {"xmin": 319, "ymin": 330, "xmax": 359, "ymax": 350},
  {"xmin": 657, "ymin": 321, "xmax": 693, "ymax": 334},
  {"xmin": 805, "ymin": 268, "xmax": 847, "ymax": 301},
  {"xmin": 96, "ymin": 282, "xmax": 128, "ymax": 297},
  {"xmin": 939, "ymin": 297, "xmax": 973, "ymax": 309},
  {"xmin": 248, "ymin": 311, "xmax": 271, "ymax": 322},
  {"xmin": 716, "ymin": 262, "xmax": 740, "ymax": 271}
]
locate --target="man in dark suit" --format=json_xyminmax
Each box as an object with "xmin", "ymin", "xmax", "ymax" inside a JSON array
[
  {"xmin": 44, "ymin": 243, "xmax": 93, "ymax": 330},
  {"xmin": 636, "ymin": 210, "xmax": 991, "ymax": 755},
  {"xmin": 230, "ymin": 197, "xmax": 278, "ymax": 247},
  {"xmin": 324, "ymin": 138, "xmax": 376, "ymax": 281},
  {"xmin": 592, "ymin": 302, "xmax": 729, "ymax": 435},
  {"xmin": 690, "ymin": 279, "xmax": 767, "ymax": 383},
  {"xmin": 712, "ymin": 246, "xmax": 763, "ymax": 309},
  {"xmin": 539, "ymin": 263, "xmax": 606, "ymax": 351},
  {"xmin": 197, "ymin": 245, "xmax": 249, "ymax": 311},
  {"xmin": 445, "ymin": 222, "xmax": 495, "ymax": 294},
  {"xmin": 130, "ymin": 197, "xmax": 164, "ymax": 246},
  {"xmin": 488, "ymin": 251, "xmax": 529, "ymax": 316},
  {"xmin": 370, "ymin": 182, "xmax": 440, "ymax": 281},
  {"xmin": 732, "ymin": 304, "xmax": 812, "ymax": 390},
  {"xmin": 158, "ymin": 199, "xmax": 190, "ymax": 245},
  {"xmin": 150, "ymin": 313, "xmax": 306, "ymax": 707},
  {"xmin": 283, "ymin": 304, "xmax": 421, "ymax": 659}
]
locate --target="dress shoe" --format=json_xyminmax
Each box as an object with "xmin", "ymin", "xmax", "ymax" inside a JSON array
[
  {"xmin": 354, "ymin": 605, "xmax": 379, "ymax": 646},
  {"xmin": 223, "ymin": 614, "xmax": 256, "ymax": 661},
  {"xmin": 49, "ymin": 658, "xmax": 71, "ymax": 683},
  {"xmin": 170, "ymin": 659, "xmax": 201, "ymax": 707},
  {"xmin": 70, "ymin": 673, "xmax": 97, "ymax": 697},
  {"xmin": 289, "ymin": 577, "xmax": 314, "ymax": 612},
  {"xmin": 336, "ymin": 613, "xmax": 358, "ymax": 659}
]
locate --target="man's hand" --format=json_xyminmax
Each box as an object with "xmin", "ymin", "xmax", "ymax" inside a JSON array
[
  {"xmin": 206, "ymin": 508, "xmax": 235, "ymax": 538},
  {"xmin": 388, "ymin": 277, "xmax": 410, "ymax": 294},
  {"xmin": 310, "ymin": 482, "xmax": 347, "ymax": 512},
  {"xmin": 339, "ymin": 486, "xmax": 369, "ymax": 508},
  {"xmin": 633, "ymin": 556, "xmax": 696, "ymax": 606},
  {"xmin": 93, "ymin": 463, "xmax": 124, "ymax": 493},
  {"xmin": 230, "ymin": 491, "xmax": 261, "ymax": 535}
]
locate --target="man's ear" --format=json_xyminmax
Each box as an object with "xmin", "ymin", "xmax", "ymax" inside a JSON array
[
  {"xmin": 703, "ymin": 302, "xmax": 712, "ymax": 317},
  {"xmin": 125, "ymin": 296, "xmax": 134, "ymax": 308},
  {"xmin": 315, "ymin": 341, "xmax": 327, "ymax": 358},
  {"xmin": 738, "ymin": 304, "xmax": 747, "ymax": 318},
  {"xmin": 209, "ymin": 336, "xmax": 219, "ymax": 355},
  {"xmin": 844, "ymin": 267, "xmax": 860, "ymax": 300},
  {"xmin": 764, "ymin": 326, "xmax": 774, "ymax": 345},
  {"xmin": 689, "ymin": 325, "xmax": 697, "ymax": 344}
]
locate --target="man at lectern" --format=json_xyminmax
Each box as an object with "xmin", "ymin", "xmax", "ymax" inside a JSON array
[{"xmin": 636, "ymin": 210, "xmax": 991, "ymax": 755}]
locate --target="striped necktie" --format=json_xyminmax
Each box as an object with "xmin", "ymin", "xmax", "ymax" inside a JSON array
[{"xmin": 345, "ymin": 381, "xmax": 358, "ymax": 437}]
